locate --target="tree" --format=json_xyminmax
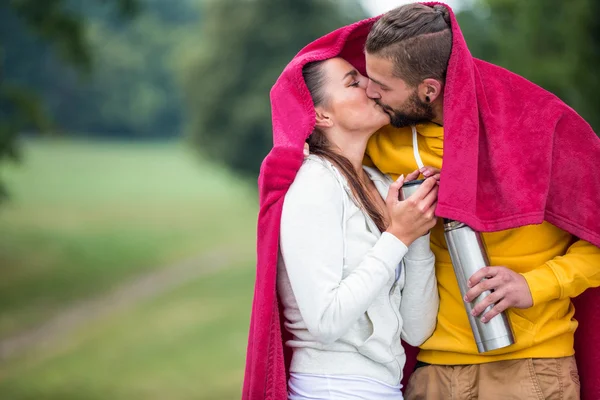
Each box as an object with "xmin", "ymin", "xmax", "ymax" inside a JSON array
[
  {"xmin": 45, "ymin": 3, "xmax": 198, "ymax": 138},
  {"xmin": 181, "ymin": 0, "xmax": 368, "ymax": 178},
  {"xmin": 460, "ymin": 0, "xmax": 600, "ymax": 132},
  {"xmin": 0, "ymin": 0, "xmax": 139, "ymax": 199}
]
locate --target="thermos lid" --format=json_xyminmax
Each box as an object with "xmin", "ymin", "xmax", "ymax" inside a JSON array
[
  {"xmin": 444, "ymin": 219, "xmax": 467, "ymax": 231},
  {"xmin": 402, "ymin": 178, "xmax": 425, "ymax": 187}
]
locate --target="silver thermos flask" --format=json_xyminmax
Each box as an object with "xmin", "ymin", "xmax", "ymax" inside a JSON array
[{"xmin": 443, "ymin": 219, "xmax": 515, "ymax": 352}]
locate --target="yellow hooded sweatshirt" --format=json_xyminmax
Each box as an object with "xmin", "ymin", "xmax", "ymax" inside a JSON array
[{"xmin": 366, "ymin": 123, "xmax": 600, "ymax": 364}]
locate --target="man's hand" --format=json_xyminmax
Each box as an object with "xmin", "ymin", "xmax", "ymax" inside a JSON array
[
  {"xmin": 464, "ymin": 266, "xmax": 534, "ymax": 323},
  {"xmin": 406, "ymin": 166, "xmax": 441, "ymax": 183},
  {"xmin": 419, "ymin": 166, "xmax": 440, "ymax": 181}
]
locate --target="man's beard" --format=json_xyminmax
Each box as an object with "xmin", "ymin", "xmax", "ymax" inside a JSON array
[{"xmin": 376, "ymin": 90, "xmax": 435, "ymax": 128}]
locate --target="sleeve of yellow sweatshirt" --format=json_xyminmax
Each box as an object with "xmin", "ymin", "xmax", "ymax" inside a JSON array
[{"xmin": 522, "ymin": 240, "xmax": 600, "ymax": 305}]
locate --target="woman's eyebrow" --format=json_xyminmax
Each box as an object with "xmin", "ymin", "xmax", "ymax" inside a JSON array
[{"xmin": 343, "ymin": 69, "xmax": 358, "ymax": 79}]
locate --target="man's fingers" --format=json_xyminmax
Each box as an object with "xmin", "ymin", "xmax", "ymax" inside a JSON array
[
  {"xmin": 470, "ymin": 290, "xmax": 503, "ymax": 317},
  {"xmin": 405, "ymin": 169, "xmax": 420, "ymax": 182},
  {"xmin": 481, "ymin": 299, "xmax": 510, "ymax": 323},
  {"xmin": 420, "ymin": 166, "xmax": 441, "ymax": 178},
  {"xmin": 468, "ymin": 267, "xmax": 500, "ymax": 288},
  {"xmin": 464, "ymin": 276, "xmax": 500, "ymax": 302}
]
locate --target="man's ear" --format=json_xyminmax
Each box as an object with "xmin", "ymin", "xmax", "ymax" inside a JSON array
[
  {"xmin": 315, "ymin": 107, "xmax": 333, "ymax": 129},
  {"xmin": 420, "ymin": 78, "xmax": 443, "ymax": 103}
]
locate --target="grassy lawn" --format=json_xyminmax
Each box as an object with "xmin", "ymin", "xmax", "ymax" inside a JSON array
[
  {"xmin": 0, "ymin": 262, "xmax": 255, "ymax": 400},
  {"xmin": 0, "ymin": 138, "xmax": 257, "ymax": 340}
]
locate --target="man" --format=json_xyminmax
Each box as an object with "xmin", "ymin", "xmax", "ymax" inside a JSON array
[{"xmin": 363, "ymin": 3, "xmax": 600, "ymax": 399}]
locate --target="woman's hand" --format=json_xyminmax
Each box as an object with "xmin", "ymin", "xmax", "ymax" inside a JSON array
[{"xmin": 384, "ymin": 175, "xmax": 438, "ymax": 246}]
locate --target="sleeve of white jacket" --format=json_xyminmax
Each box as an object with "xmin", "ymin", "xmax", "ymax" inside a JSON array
[
  {"xmin": 280, "ymin": 162, "xmax": 409, "ymax": 345},
  {"xmin": 399, "ymin": 233, "xmax": 439, "ymax": 346}
]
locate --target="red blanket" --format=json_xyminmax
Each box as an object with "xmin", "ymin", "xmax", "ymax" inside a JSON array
[{"xmin": 242, "ymin": 3, "xmax": 600, "ymax": 399}]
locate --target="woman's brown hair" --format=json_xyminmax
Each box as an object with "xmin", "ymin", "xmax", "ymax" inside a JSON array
[{"xmin": 302, "ymin": 60, "xmax": 386, "ymax": 232}]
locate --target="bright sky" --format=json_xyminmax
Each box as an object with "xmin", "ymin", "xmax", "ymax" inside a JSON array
[{"xmin": 360, "ymin": 0, "xmax": 470, "ymax": 16}]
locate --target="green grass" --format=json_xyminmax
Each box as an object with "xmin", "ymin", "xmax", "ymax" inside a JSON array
[
  {"xmin": 0, "ymin": 262, "xmax": 255, "ymax": 400},
  {"xmin": 0, "ymin": 138, "xmax": 257, "ymax": 339}
]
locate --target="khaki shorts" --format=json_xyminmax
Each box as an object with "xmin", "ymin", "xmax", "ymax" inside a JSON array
[{"xmin": 405, "ymin": 356, "xmax": 580, "ymax": 400}]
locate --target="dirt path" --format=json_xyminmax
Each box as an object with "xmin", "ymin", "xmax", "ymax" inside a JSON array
[{"xmin": 0, "ymin": 246, "xmax": 253, "ymax": 363}]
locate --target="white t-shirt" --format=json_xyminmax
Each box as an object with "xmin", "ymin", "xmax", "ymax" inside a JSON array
[{"xmin": 288, "ymin": 372, "xmax": 403, "ymax": 400}]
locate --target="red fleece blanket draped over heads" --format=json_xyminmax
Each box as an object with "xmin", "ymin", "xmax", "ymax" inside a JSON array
[{"xmin": 242, "ymin": 3, "xmax": 600, "ymax": 400}]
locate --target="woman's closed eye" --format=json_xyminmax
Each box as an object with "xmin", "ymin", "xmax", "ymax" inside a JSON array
[{"xmin": 350, "ymin": 76, "xmax": 367, "ymax": 88}]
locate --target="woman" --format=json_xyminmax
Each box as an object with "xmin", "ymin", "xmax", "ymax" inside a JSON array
[{"xmin": 277, "ymin": 56, "xmax": 439, "ymax": 400}]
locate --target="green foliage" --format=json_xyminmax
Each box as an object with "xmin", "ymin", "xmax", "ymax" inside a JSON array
[
  {"xmin": 459, "ymin": 0, "xmax": 600, "ymax": 132},
  {"xmin": 55, "ymin": 7, "xmax": 195, "ymax": 137},
  {"xmin": 0, "ymin": 0, "xmax": 204, "ymax": 199},
  {"xmin": 0, "ymin": 85, "xmax": 51, "ymax": 198},
  {"xmin": 1, "ymin": 0, "xmax": 200, "ymax": 138},
  {"xmin": 181, "ymin": 0, "xmax": 368, "ymax": 178},
  {"xmin": 0, "ymin": 0, "xmax": 140, "ymax": 200}
]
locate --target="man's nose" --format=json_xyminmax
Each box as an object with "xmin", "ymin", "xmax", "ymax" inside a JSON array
[{"xmin": 366, "ymin": 81, "xmax": 380, "ymax": 99}]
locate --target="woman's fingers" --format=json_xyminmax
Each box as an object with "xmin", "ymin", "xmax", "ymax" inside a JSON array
[
  {"xmin": 420, "ymin": 184, "xmax": 439, "ymax": 211},
  {"xmin": 386, "ymin": 174, "xmax": 404, "ymax": 205},
  {"xmin": 410, "ymin": 177, "xmax": 438, "ymax": 202},
  {"xmin": 425, "ymin": 201, "xmax": 438, "ymax": 220}
]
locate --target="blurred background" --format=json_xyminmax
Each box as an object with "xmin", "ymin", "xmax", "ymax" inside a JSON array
[{"xmin": 0, "ymin": 0, "xmax": 597, "ymax": 399}]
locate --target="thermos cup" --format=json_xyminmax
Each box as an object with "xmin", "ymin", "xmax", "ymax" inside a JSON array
[{"xmin": 399, "ymin": 179, "xmax": 425, "ymax": 200}]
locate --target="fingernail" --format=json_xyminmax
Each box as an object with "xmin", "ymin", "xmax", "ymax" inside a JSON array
[
  {"xmin": 423, "ymin": 170, "xmax": 431, "ymax": 177},
  {"xmin": 464, "ymin": 295, "xmax": 468, "ymax": 302},
  {"xmin": 419, "ymin": 167, "xmax": 426, "ymax": 172},
  {"xmin": 467, "ymin": 280, "xmax": 472, "ymax": 287},
  {"xmin": 481, "ymin": 317, "xmax": 488, "ymax": 323},
  {"xmin": 397, "ymin": 174, "xmax": 404, "ymax": 182},
  {"xmin": 470, "ymin": 310, "xmax": 476, "ymax": 316}
]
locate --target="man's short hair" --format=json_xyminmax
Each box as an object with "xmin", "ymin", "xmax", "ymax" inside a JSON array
[{"xmin": 365, "ymin": 3, "xmax": 452, "ymax": 87}]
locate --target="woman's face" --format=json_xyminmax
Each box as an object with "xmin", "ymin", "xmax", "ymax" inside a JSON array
[{"xmin": 317, "ymin": 57, "xmax": 390, "ymax": 134}]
